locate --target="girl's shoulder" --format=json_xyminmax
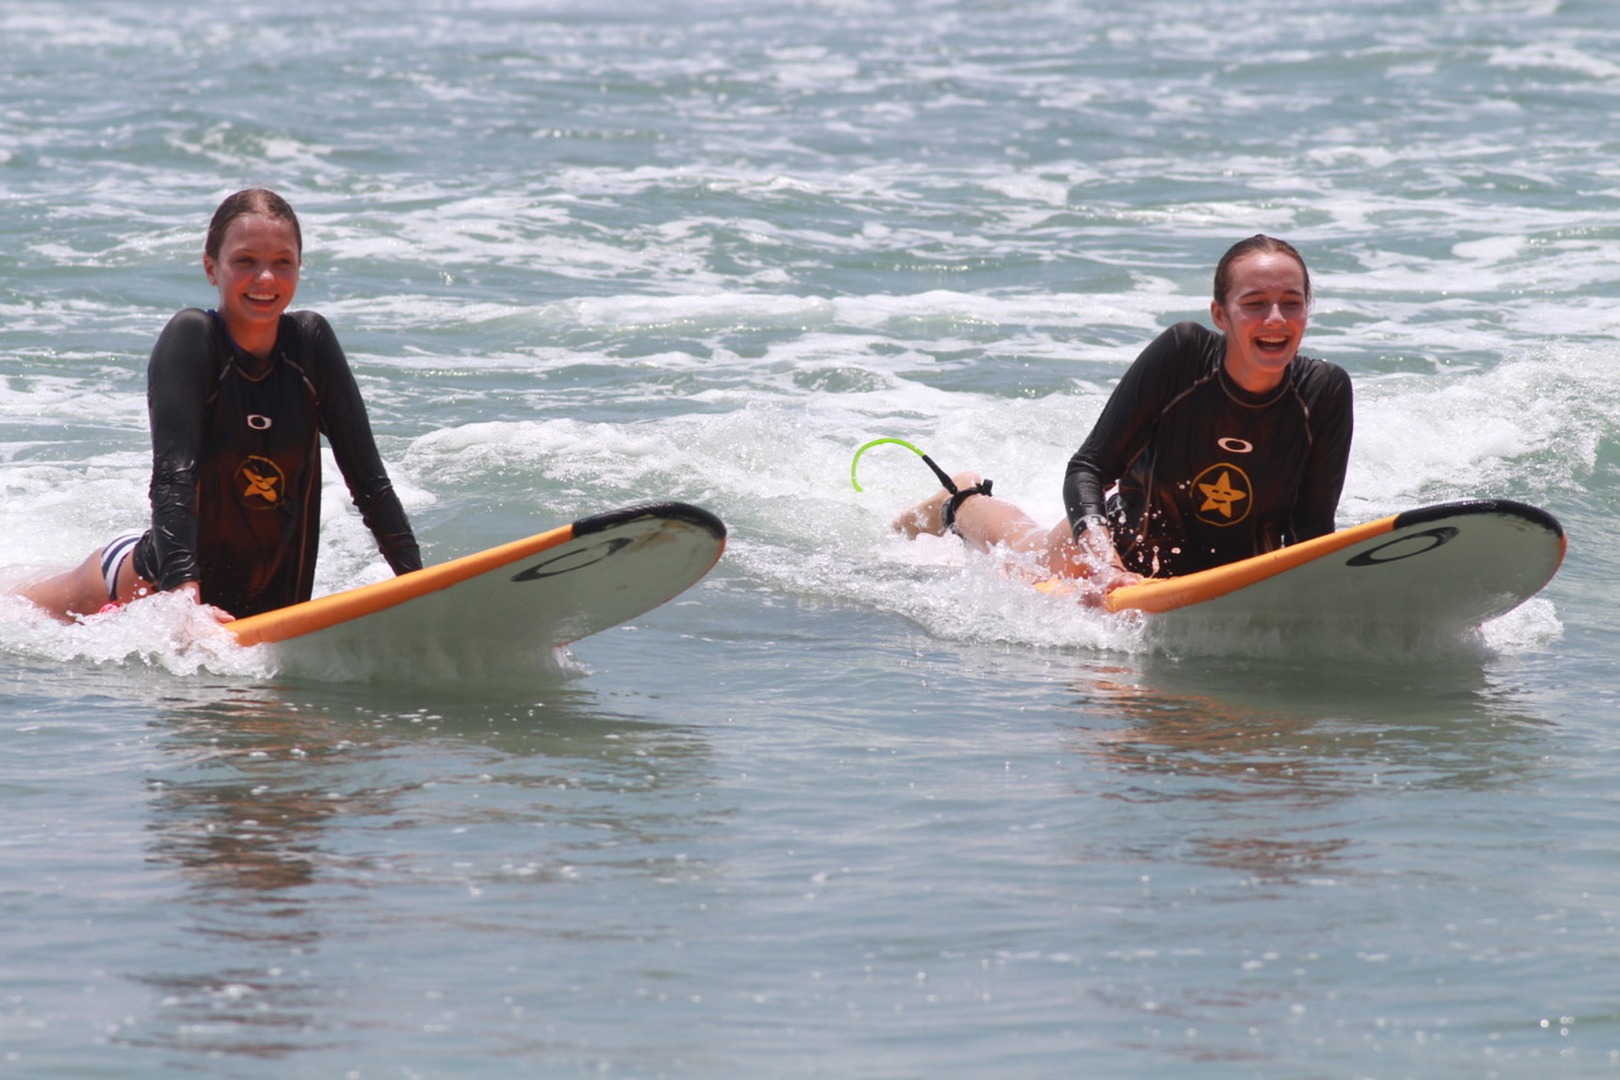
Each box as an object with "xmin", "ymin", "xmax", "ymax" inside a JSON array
[
  {"xmin": 159, "ymin": 306, "xmax": 217, "ymax": 337},
  {"xmin": 150, "ymin": 308, "xmax": 224, "ymax": 373},
  {"xmin": 1290, "ymin": 353, "xmax": 1352, "ymax": 395},
  {"xmin": 282, "ymin": 309, "xmax": 336, "ymax": 339},
  {"xmin": 279, "ymin": 310, "xmax": 344, "ymax": 360},
  {"xmin": 1133, "ymin": 321, "xmax": 1225, "ymax": 381}
]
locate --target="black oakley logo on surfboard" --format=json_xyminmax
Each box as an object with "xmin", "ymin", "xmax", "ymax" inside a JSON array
[
  {"xmin": 1346, "ymin": 526, "xmax": 1459, "ymax": 566},
  {"xmin": 511, "ymin": 537, "xmax": 634, "ymax": 582}
]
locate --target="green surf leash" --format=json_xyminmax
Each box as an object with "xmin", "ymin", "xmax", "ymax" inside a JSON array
[
  {"xmin": 850, "ymin": 437, "xmax": 993, "ymax": 530},
  {"xmin": 850, "ymin": 437, "xmax": 956, "ymax": 493}
]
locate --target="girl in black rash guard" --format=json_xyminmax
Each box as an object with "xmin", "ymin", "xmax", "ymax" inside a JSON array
[
  {"xmin": 20, "ymin": 189, "xmax": 421, "ymax": 621},
  {"xmin": 893, "ymin": 235, "xmax": 1353, "ymax": 605}
]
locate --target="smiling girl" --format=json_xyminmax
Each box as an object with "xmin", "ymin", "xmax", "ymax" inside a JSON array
[
  {"xmin": 20, "ymin": 189, "xmax": 422, "ymax": 621},
  {"xmin": 893, "ymin": 235, "xmax": 1353, "ymax": 604}
]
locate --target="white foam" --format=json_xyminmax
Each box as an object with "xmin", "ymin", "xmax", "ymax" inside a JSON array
[{"xmin": 0, "ymin": 591, "xmax": 273, "ymax": 680}]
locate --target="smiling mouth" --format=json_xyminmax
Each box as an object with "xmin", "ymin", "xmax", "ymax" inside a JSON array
[{"xmin": 1256, "ymin": 336, "xmax": 1291, "ymax": 351}]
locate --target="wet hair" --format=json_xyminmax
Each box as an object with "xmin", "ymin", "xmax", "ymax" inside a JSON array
[
  {"xmin": 204, "ymin": 188, "xmax": 303, "ymax": 261},
  {"xmin": 1212, "ymin": 234, "xmax": 1311, "ymax": 307}
]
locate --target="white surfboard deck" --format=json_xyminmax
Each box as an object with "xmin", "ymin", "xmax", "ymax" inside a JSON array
[
  {"xmin": 1043, "ymin": 500, "xmax": 1564, "ymax": 633},
  {"xmin": 227, "ymin": 502, "xmax": 726, "ymax": 668}
]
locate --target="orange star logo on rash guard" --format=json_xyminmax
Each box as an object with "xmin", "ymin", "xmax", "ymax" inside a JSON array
[
  {"xmin": 237, "ymin": 455, "xmax": 286, "ymax": 509},
  {"xmin": 1191, "ymin": 463, "xmax": 1252, "ymax": 526}
]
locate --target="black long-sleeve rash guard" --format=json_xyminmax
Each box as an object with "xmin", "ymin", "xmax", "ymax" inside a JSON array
[
  {"xmin": 141, "ymin": 307, "xmax": 422, "ymax": 617},
  {"xmin": 1062, "ymin": 321, "xmax": 1353, "ymax": 579}
]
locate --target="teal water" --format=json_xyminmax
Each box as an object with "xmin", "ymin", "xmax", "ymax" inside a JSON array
[{"xmin": 3, "ymin": 1, "xmax": 1619, "ymax": 1076}]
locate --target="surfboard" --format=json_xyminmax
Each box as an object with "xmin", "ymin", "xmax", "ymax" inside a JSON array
[
  {"xmin": 1045, "ymin": 500, "xmax": 1564, "ymax": 632},
  {"xmin": 227, "ymin": 502, "xmax": 727, "ymax": 655}
]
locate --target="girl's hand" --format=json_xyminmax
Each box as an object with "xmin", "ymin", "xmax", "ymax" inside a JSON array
[
  {"xmin": 177, "ymin": 580, "xmax": 236, "ymax": 623},
  {"xmin": 1076, "ymin": 524, "xmax": 1140, "ymax": 586},
  {"xmin": 1049, "ymin": 523, "xmax": 1142, "ymax": 606},
  {"xmin": 1093, "ymin": 564, "xmax": 1143, "ymax": 595}
]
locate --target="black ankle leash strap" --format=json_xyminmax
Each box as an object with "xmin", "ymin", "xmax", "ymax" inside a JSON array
[
  {"xmin": 915, "ymin": 452, "xmax": 994, "ymax": 533},
  {"xmin": 940, "ymin": 476, "xmax": 993, "ymax": 533}
]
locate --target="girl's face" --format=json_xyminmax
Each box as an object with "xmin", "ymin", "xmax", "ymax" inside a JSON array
[
  {"xmin": 203, "ymin": 213, "xmax": 302, "ymax": 346},
  {"xmin": 1210, "ymin": 251, "xmax": 1310, "ymax": 393}
]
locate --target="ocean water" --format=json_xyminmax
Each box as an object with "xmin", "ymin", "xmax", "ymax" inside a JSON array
[{"xmin": 2, "ymin": 0, "xmax": 1618, "ymax": 1076}]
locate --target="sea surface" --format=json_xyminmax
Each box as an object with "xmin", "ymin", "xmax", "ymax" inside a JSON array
[{"xmin": 2, "ymin": 0, "xmax": 1618, "ymax": 1076}]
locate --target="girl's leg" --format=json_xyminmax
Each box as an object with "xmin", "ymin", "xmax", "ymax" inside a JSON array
[
  {"xmin": 892, "ymin": 475, "xmax": 1139, "ymax": 601},
  {"xmin": 16, "ymin": 549, "xmax": 113, "ymax": 621},
  {"xmin": 894, "ymin": 471, "xmax": 1078, "ymax": 574},
  {"xmin": 15, "ymin": 538, "xmax": 154, "ymax": 621},
  {"xmin": 892, "ymin": 470, "xmax": 993, "ymax": 538}
]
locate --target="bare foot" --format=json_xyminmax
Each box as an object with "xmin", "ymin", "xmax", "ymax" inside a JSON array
[
  {"xmin": 892, "ymin": 488, "xmax": 950, "ymax": 537},
  {"xmin": 890, "ymin": 471, "xmax": 984, "ymax": 539}
]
